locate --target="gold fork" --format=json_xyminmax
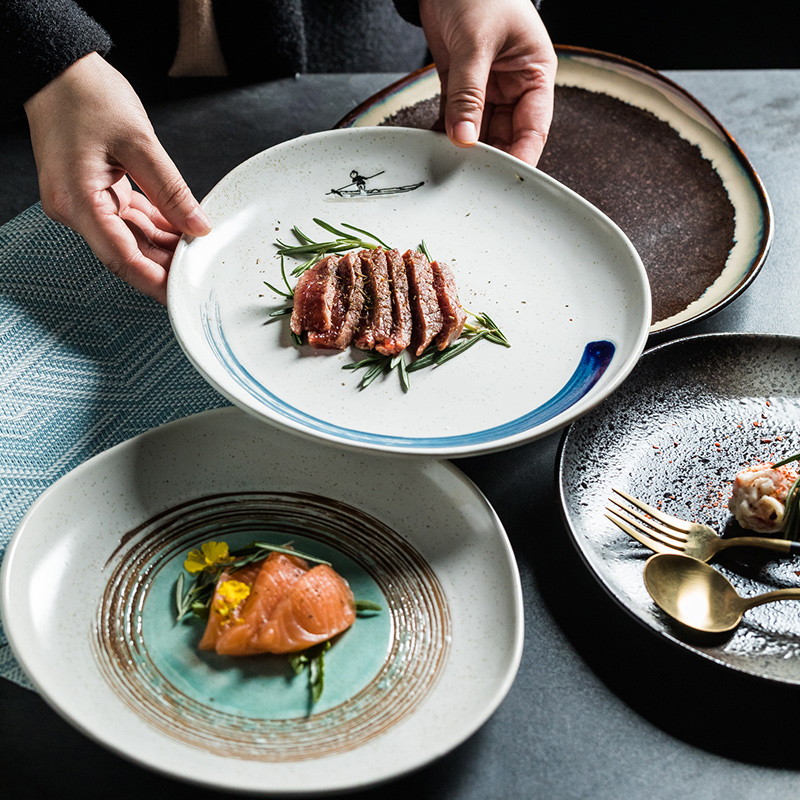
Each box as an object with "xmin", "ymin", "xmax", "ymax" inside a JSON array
[{"xmin": 605, "ymin": 487, "xmax": 800, "ymax": 562}]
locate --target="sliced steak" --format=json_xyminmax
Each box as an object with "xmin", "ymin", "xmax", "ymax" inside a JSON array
[
  {"xmin": 290, "ymin": 255, "xmax": 338, "ymax": 336},
  {"xmin": 376, "ymin": 248, "xmax": 413, "ymax": 356},
  {"xmin": 431, "ymin": 260, "xmax": 467, "ymax": 350},
  {"xmin": 404, "ymin": 249, "xmax": 443, "ymax": 356},
  {"xmin": 353, "ymin": 248, "xmax": 393, "ymax": 351},
  {"xmin": 307, "ymin": 252, "xmax": 365, "ymax": 349}
]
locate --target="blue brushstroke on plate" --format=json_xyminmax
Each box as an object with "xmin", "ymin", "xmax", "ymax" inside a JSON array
[{"xmin": 202, "ymin": 298, "xmax": 615, "ymax": 448}]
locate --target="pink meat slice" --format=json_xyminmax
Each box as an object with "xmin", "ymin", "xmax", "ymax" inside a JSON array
[
  {"xmin": 290, "ymin": 255, "xmax": 338, "ymax": 336},
  {"xmin": 307, "ymin": 251, "xmax": 365, "ymax": 350},
  {"xmin": 404, "ymin": 249, "xmax": 443, "ymax": 357},
  {"xmin": 431, "ymin": 260, "xmax": 467, "ymax": 350},
  {"xmin": 375, "ymin": 248, "xmax": 413, "ymax": 356},
  {"xmin": 353, "ymin": 248, "xmax": 393, "ymax": 351}
]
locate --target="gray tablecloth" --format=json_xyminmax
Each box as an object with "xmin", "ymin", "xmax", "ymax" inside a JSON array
[{"xmin": 5, "ymin": 70, "xmax": 800, "ymax": 800}]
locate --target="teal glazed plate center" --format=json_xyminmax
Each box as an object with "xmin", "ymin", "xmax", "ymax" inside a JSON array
[{"xmin": 143, "ymin": 532, "xmax": 391, "ymax": 719}]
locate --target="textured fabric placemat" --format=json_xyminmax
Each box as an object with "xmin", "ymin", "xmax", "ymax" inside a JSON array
[{"xmin": 0, "ymin": 204, "xmax": 228, "ymax": 688}]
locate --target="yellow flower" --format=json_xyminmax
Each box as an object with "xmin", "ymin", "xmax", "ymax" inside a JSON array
[
  {"xmin": 184, "ymin": 540, "xmax": 234, "ymax": 573},
  {"xmin": 213, "ymin": 579, "xmax": 251, "ymax": 618}
]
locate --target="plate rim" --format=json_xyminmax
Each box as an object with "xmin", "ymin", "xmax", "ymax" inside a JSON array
[
  {"xmin": 335, "ymin": 47, "xmax": 773, "ymax": 341},
  {"xmin": 0, "ymin": 405, "xmax": 524, "ymax": 793}
]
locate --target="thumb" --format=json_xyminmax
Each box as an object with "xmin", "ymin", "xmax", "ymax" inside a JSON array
[
  {"xmin": 121, "ymin": 138, "xmax": 211, "ymax": 238},
  {"xmin": 442, "ymin": 46, "xmax": 492, "ymax": 149}
]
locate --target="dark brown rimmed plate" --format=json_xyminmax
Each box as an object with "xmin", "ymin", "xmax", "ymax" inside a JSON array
[{"xmin": 336, "ymin": 47, "xmax": 772, "ymax": 339}]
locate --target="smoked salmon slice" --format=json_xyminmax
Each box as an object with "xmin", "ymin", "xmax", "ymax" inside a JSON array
[{"xmin": 198, "ymin": 551, "xmax": 356, "ymax": 656}]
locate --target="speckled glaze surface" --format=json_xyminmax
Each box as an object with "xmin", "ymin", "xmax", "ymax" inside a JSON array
[
  {"xmin": 167, "ymin": 126, "xmax": 650, "ymax": 457},
  {"xmin": 558, "ymin": 333, "xmax": 800, "ymax": 684},
  {"xmin": 338, "ymin": 49, "xmax": 772, "ymax": 338},
  {"xmin": 0, "ymin": 407, "xmax": 522, "ymax": 794}
]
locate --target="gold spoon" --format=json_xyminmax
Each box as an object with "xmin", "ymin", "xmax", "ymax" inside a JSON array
[{"xmin": 643, "ymin": 553, "xmax": 800, "ymax": 634}]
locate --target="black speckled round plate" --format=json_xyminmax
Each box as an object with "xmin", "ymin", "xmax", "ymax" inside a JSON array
[
  {"xmin": 337, "ymin": 47, "xmax": 773, "ymax": 339},
  {"xmin": 558, "ymin": 333, "xmax": 800, "ymax": 684}
]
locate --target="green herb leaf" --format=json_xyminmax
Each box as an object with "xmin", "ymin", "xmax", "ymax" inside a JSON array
[
  {"xmin": 190, "ymin": 600, "xmax": 211, "ymax": 619},
  {"xmin": 288, "ymin": 652, "xmax": 309, "ymax": 675},
  {"xmin": 263, "ymin": 281, "xmax": 292, "ymax": 299},
  {"xmin": 780, "ymin": 473, "xmax": 800, "ymax": 541},
  {"xmin": 773, "ymin": 451, "xmax": 800, "ymax": 469},
  {"xmin": 288, "ymin": 641, "xmax": 331, "ymax": 705},
  {"xmin": 248, "ymin": 542, "xmax": 332, "ymax": 566},
  {"xmin": 274, "ymin": 218, "xmax": 392, "ymax": 276},
  {"xmin": 342, "ymin": 354, "xmax": 387, "ymax": 371},
  {"xmin": 174, "ymin": 571, "xmax": 216, "ymax": 624},
  {"xmin": 340, "ymin": 222, "xmax": 391, "ymax": 249},
  {"xmin": 359, "ymin": 358, "xmax": 390, "ymax": 389},
  {"xmin": 174, "ymin": 572, "xmax": 186, "ymax": 623},
  {"xmin": 396, "ymin": 352, "xmax": 411, "ymax": 393},
  {"xmin": 309, "ymin": 641, "xmax": 331, "ymax": 703},
  {"xmin": 355, "ymin": 599, "xmax": 383, "ymax": 614}
]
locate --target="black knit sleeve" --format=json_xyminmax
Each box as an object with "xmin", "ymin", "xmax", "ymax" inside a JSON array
[
  {"xmin": 392, "ymin": 0, "xmax": 543, "ymax": 27},
  {"xmin": 392, "ymin": 0, "xmax": 421, "ymax": 26},
  {"xmin": 0, "ymin": 0, "xmax": 112, "ymax": 115}
]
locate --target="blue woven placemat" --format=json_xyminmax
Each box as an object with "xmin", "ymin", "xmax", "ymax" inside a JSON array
[{"xmin": 0, "ymin": 204, "xmax": 228, "ymax": 688}]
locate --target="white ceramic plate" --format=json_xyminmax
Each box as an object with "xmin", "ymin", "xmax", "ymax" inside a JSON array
[
  {"xmin": 338, "ymin": 50, "xmax": 772, "ymax": 337},
  {"xmin": 559, "ymin": 333, "xmax": 800, "ymax": 684},
  {"xmin": 1, "ymin": 407, "xmax": 523, "ymax": 794},
  {"xmin": 167, "ymin": 127, "xmax": 650, "ymax": 457}
]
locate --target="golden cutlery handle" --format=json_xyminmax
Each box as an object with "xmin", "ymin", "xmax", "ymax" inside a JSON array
[
  {"xmin": 722, "ymin": 536, "xmax": 800, "ymax": 555},
  {"xmin": 744, "ymin": 587, "xmax": 800, "ymax": 611}
]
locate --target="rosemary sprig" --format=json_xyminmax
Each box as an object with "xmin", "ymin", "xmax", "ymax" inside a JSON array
[
  {"xmin": 223, "ymin": 540, "xmax": 331, "ymax": 571},
  {"xmin": 467, "ymin": 311, "xmax": 511, "ymax": 347},
  {"xmin": 355, "ymin": 599, "xmax": 383, "ymax": 613},
  {"xmin": 263, "ymin": 255, "xmax": 301, "ymax": 343},
  {"xmin": 782, "ymin": 478, "xmax": 800, "ymax": 542},
  {"xmin": 339, "ymin": 309, "xmax": 510, "ymax": 389},
  {"xmin": 287, "ymin": 597, "xmax": 382, "ymax": 708},
  {"xmin": 175, "ymin": 571, "xmax": 218, "ymax": 623},
  {"xmin": 270, "ymin": 221, "xmax": 511, "ymax": 389},
  {"xmin": 289, "ymin": 640, "xmax": 331, "ymax": 705},
  {"xmin": 405, "ymin": 331, "xmax": 488, "ymax": 373},
  {"xmin": 263, "ymin": 254, "xmax": 294, "ymax": 301},
  {"xmin": 769, "ymin": 450, "xmax": 800, "ymax": 541},
  {"xmin": 772, "ymin": 451, "xmax": 800, "ymax": 469},
  {"xmin": 318, "ymin": 219, "xmax": 391, "ymax": 249},
  {"xmin": 342, "ymin": 350, "xmax": 411, "ymax": 392},
  {"xmin": 289, "ymin": 644, "xmax": 325, "ymax": 706},
  {"xmin": 275, "ymin": 218, "xmax": 390, "ymax": 276},
  {"xmin": 395, "ymin": 351, "xmax": 411, "ymax": 392}
]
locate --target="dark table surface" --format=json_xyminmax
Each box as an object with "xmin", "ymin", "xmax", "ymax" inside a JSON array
[{"xmin": 2, "ymin": 69, "xmax": 800, "ymax": 799}]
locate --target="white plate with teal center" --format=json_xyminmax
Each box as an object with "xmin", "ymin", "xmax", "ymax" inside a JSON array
[
  {"xmin": 167, "ymin": 127, "xmax": 650, "ymax": 457},
  {"xmin": 0, "ymin": 406, "xmax": 522, "ymax": 794}
]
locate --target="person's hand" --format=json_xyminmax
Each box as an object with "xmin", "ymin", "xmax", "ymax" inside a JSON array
[
  {"xmin": 418, "ymin": 0, "xmax": 557, "ymax": 166},
  {"xmin": 23, "ymin": 52, "xmax": 211, "ymax": 304}
]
